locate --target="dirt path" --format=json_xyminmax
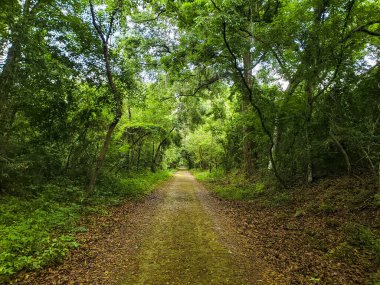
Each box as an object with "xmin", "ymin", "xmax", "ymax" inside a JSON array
[
  {"xmin": 122, "ymin": 171, "xmax": 259, "ymax": 284},
  {"xmin": 12, "ymin": 171, "xmax": 266, "ymax": 284}
]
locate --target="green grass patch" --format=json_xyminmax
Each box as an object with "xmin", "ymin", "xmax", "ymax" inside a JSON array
[
  {"xmin": 0, "ymin": 170, "xmax": 172, "ymax": 282},
  {"xmin": 193, "ymin": 169, "xmax": 296, "ymax": 207},
  {"xmin": 96, "ymin": 170, "xmax": 171, "ymax": 202},
  {"xmin": 192, "ymin": 169, "xmax": 266, "ymax": 200},
  {"xmin": 192, "ymin": 169, "xmax": 225, "ymax": 183},
  {"xmin": 343, "ymin": 223, "xmax": 380, "ymax": 255},
  {"xmin": 326, "ymin": 223, "xmax": 380, "ymax": 269}
]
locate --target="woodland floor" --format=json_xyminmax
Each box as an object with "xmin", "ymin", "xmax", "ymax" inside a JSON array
[
  {"xmin": 10, "ymin": 171, "xmax": 274, "ymax": 284},
  {"xmin": 9, "ymin": 171, "xmax": 379, "ymax": 284}
]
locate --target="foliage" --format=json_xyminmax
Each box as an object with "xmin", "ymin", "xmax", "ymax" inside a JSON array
[
  {"xmin": 0, "ymin": 192, "xmax": 80, "ymax": 281},
  {"xmin": 0, "ymin": 170, "xmax": 171, "ymax": 281},
  {"xmin": 153, "ymin": 0, "xmax": 380, "ymax": 187},
  {"xmin": 96, "ymin": 170, "xmax": 172, "ymax": 201},
  {"xmin": 343, "ymin": 223, "xmax": 380, "ymax": 255},
  {"xmin": 0, "ymin": 0, "xmax": 379, "ymax": 282},
  {"xmin": 194, "ymin": 169, "xmax": 267, "ymax": 200}
]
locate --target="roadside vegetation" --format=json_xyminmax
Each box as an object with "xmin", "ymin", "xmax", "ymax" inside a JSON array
[
  {"xmin": 194, "ymin": 170, "xmax": 380, "ymax": 284},
  {"xmin": 1, "ymin": 0, "xmax": 379, "ymax": 283},
  {"xmin": 0, "ymin": 170, "xmax": 171, "ymax": 283}
]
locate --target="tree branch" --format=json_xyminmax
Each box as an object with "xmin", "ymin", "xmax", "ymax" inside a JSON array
[
  {"xmin": 210, "ymin": 0, "xmax": 222, "ymax": 12},
  {"xmin": 133, "ymin": 9, "xmax": 166, "ymax": 23},
  {"xmin": 161, "ymin": 72, "xmax": 229, "ymax": 101},
  {"xmin": 89, "ymin": 0, "xmax": 106, "ymax": 44},
  {"xmin": 106, "ymin": 3, "xmax": 121, "ymax": 42},
  {"xmin": 222, "ymin": 20, "xmax": 287, "ymax": 188},
  {"xmin": 343, "ymin": 20, "xmax": 380, "ymax": 41}
]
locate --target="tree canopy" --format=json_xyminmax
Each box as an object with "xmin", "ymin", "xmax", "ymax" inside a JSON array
[
  {"xmin": 1, "ymin": 0, "xmax": 379, "ymax": 191},
  {"xmin": 0, "ymin": 0, "xmax": 380, "ymax": 281}
]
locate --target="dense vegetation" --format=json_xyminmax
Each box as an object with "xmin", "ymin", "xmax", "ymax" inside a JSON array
[{"xmin": 0, "ymin": 0, "xmax": 379, "ymax": 283}]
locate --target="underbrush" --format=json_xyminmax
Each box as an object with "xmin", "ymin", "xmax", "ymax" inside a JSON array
[
  {"xmin": 96, "ymin": 170, "xmax": 171, "ymax": 203},
  {"xmin": 193, "ymin": 169, "xmax": 286, "ymax": 204},
  {"xmin": 0, "ymin": 170, "xmax": 171, "ymax": 283},
  {"xmin": 193, "ymin": 169, "xmax": 258, "ymax": 200},
  {"xmin": 193, "ymin": 169, "xmax": 380, "ymax": 284}
]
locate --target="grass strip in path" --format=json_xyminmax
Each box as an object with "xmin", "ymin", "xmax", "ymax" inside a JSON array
[{"xmin": 122, "ymin": 171, "xmax": 251, "ymax": 284}]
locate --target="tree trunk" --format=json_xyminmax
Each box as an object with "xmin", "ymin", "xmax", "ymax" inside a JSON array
[
  {"xmin": 221, "ymin": 11, "xmax": 286, "ymax": 188},
  {"xmin": 151, "ymin": 142, "xmax": 155, "ymax": 172},
  {"xmin": 330, "ymin": 133, "xmax": 351, "ymax": 175},
  {"xmin": 151, "ymin": 127, "xmax": 175, "ymax": 172},
  {"xmin": 87, "ymin": 118, "xmax": 119, "ymax": 192},
  {"xmin": 87, "ymin": 1, "xmax": 123, "ymax": 192},
  {"xmin": 242, "ymin": 52, "xmax": 254, "ymax": 177},
  {"xmin": 305, "ymin": 82, "xmax": 314, "ymax": 184},
  {"xmin": 305, "ymin": 128, "xmax": 313, "ymax": 183},
  {"xmin": 268, "ymin": 122, "xmax": 278, "ymax": 170}
]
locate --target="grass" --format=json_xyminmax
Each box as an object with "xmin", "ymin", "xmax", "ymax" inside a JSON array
[
  {"xmin": 193, "ymin": 169, "xmax": 262, "ymax": 200},
  {"xmin": 0, "ymin": 170, "xmax": 172, "ymax": 283},
  {"xmin": 123, "ymin": 172, "xmax": 245, "ymax": 284},
  {"xmin": 192, "ymin": 169, "xmax": 292, "ymax": 205}
]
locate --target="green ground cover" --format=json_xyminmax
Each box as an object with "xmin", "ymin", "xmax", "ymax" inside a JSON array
[{"xmin": 0, "ymin": 171, "xmax": 171, "ymax": 283}]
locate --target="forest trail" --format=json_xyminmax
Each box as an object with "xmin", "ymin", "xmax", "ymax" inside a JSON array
[
  {"xmin": 122, "ymin": 170, "xmax": 260, "ymax": 284},
  {"xmin": 13, "ymin": 171, "xmax": 265, "ymax": 285}
]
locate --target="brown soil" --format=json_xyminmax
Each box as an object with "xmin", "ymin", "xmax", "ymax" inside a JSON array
[
  {"xmin": 11, "ymin": 172, "xmax": 377, "ymax": 285},
  {"xmin": 10, "ymin": 171, "xmax": 272, "ymax": 284},
  {"xmin": 205, "ymin": 175, "xmax": 380, "ymax": 284}
]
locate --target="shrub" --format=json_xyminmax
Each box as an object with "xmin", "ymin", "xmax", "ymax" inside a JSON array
[
  {"xmin": 193, "ymin": 169, "xmax": 267, "ymax": 200},
  {"xmin": 374, "ymin": 194, "xmax": 380, "ymax": 207},
  {"xmin": 270, "ymin": 192, "xmax": 293, "ymax": 206},
  {"xmin": 326, "ymin": 242, "xmax": 359, "ymax": 263},
  {"xmin": 0, "ymin": 224, "xmax": 78, "ymax": 282},
  {"xmin": 0, "ymin": 170, "xmax": 172, "ymax": 281},
  {"xmin": 213, "ymin": 185, "xmax": 256, "ymax": 200},
  {"xmin": 193, "ymin": 169, "xmax": 224, "ymax": 182},
  {"xmin": 344, "ymin": 223, "xmax": 380, "ymax": 252}
]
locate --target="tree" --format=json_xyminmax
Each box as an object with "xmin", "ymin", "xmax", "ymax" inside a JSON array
[{"xmin": 87, "ymin": 0, "xmax": 125, "ymax": 192}]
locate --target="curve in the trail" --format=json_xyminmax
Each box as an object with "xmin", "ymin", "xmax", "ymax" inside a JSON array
[{"xmin": 122, "ymin": 171, "xmax": 250, "ymax": 285}]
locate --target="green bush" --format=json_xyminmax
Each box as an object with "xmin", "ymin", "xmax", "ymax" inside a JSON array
[
  {"xmin": 265, "ymin": 192, "xmax": 293, "ymax": 206},
  {"xmin": 341, "ymin": 222, "xmax": 380, "ymax": 268},
  {"xmin": 0, "ymin": 170, "xmax": 172, "ymax": 282},
  {"xmin": 213, "ymin": 185, "xmax": 256, "ymax": 200},
  {"xmin": 0, "ymin": 196, "xmax": 81, "ymax": 283},
  {"xmin": 193, "ymin": 169, "xmax": 266, "ymax": 200},
  {"xmin": 193, "ymin": 169, "xmax": 224, "ymax": 182},
  {"xmin": 344, "ymin": 223, "xmax": 380, "ymax": 253},
  {"xmin": 326, "ymin": 242, "xmax": 359, "ymax": 263},
  {"xmin": 96, "ymin": 170, "xmax": 171, "ymax": 200},
  {"xmin": 374, "ymin": 194, "xmax": 380, "ymax": 207},
  {"xmin": 0, "ymin": 231, "xmax": 78, "ymax": 276}
]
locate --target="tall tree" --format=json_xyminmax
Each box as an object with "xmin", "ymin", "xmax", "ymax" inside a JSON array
[{"xmin": 87, "ymin": 0, "xmax": 125, "ymax": 192}]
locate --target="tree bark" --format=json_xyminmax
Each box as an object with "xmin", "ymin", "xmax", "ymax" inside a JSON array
[
  {"xmin": 87, "ymin": 118, "xmax": 119, "ymax": 191},
  {"xmin": 151, "ymin": 127, "xmax": 175, "ymax": 172},
  {"xmin": 330, "ymin": 133, "xmax": 351, "ymax": 175},
  {"xmin": 87, "ymin": 0, "xmax": 123, "ymax": 192},
  {"xmin": 242, "ymin": 44, "xmax": 255, "ymax": 177},
  {"xmin": 268, "ymin": 123, "xmax": 278, "ymax": 170},
  {"xmin": 305, "ymin": 82, "xmax": 314, "ymax": 184}
]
